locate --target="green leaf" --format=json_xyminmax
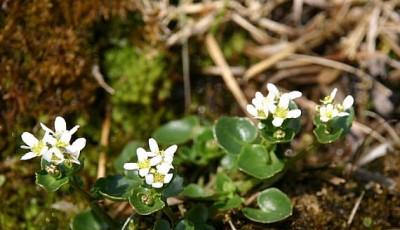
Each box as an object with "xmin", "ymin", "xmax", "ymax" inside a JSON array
[
  {"xmin": 153, "ymin": 116, "xmax": 201, "ymax": 146},
  {"xmin": 186, "ymin": 204, "xmax": 209, "ymax": 224},
  {"xmin": 175, "ymin": 220, "xmax": 195, "ymax": 230},
  {"xmin": 71, "ymin": 209, "xmax": 109, "ymax": 230},
  {"xmin": 181, "ymin": 184, "xmax": 213, "ymax": 198},
  {"xmin": 243, "ymin": 188, "xmax": 292, "ymax": 223},
  {"xmin": 215, "ymin": 173, "xmax": 235, "ymax": 195},
  {"xmin": 128, "ymin": 186, "xmax": 165, "ymax": 215},
  {"xmin": 214, "ymin": 117, "xmax": 257, "ymax": 154},
  {"xmin": 92, "ymin": 175, "xmax": 142, "ymax": 201},
  {"xmin": 213, "ymin": 195, "xmax": 243, "ymax": 211},
  {"xmin": 114, "ymin": 141, "xmax": 142, "ymax": 173},
  {"xmin": 313, "ymin": 125, "xmax": 343, "ymax": 144},
  {"xmin": 154, "ymin": 219, "xmax": 170, "ymax": 230},
  {"xmin": 162, "ymin": 175, "xmax": 184, "ymax": 198},
  {"xmin": 238, "ymin": 145, "xmax": 284, "ymax": 180},
  {"xmin": 35, "ymin": 171, "xmax": 69, "ymax": 192}
]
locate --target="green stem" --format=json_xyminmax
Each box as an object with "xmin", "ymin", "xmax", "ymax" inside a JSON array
[{"xmin": 70, "ymin": 176, "xmax": 118, "ymax": 228}]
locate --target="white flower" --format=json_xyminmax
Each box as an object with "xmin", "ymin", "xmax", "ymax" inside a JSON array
[
  {"xmin": 144, "ymin": 164, "xmax": 173, "ymax": 188},
  {"xmin": 20, "ymin": 132, "xmax": 50, "ymax": 160},
  {"xmin": 148, "ymin": 138, "xmax": 177, "ymax": 164},
  {"xmin": 317, "ymin": 89, "xmax": 354, "ymax": 123},
  {"xmin": 40, "ymin": 116, "xmax": 79, "ymax": 147},
  {"xmin": 65, "ymin": 138, "xmax": 87, "ymax": 164},
  {"xmin": 124, "ymin": 147, "xmax": 162, "ymax": 177},
  {"xmin": 266, "ymin": 83, "xmax": 302, "ymax": 104},
  {"xmin": 269, "ymin": 93, "xmax": 301, "ymax": 127},
  {"xmin": 246, "ymin": 92, "xmax": 270, "ymax": 119}
]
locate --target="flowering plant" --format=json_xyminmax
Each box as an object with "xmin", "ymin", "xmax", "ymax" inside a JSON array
[{"xmin": 21, "ymin": 84, "xmax": 354, "ymax": 228}]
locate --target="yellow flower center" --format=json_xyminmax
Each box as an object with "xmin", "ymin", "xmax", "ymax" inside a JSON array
[
  {"xmin": 138, "ymin": 159, "xmax": 150, "ymax": 169},
  {"xmin": 257, "ymin": 110, "xmax": 267, "ymax": 118},
  {"xmin": 153, "ymin": 172, "xmax": 165, "ymax": 183},
  {"xmin": 274, "ymin": 107, "xmax": 288, "ymax": 118},
  {"xmin": 56, "ymin": 140, "xmax": 68, "ymax": 148},
  {"xmin": 32, "ymin": 141, "xmax": 46, "ymax": 155}
]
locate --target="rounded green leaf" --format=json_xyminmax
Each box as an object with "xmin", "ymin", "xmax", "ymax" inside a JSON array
[
  {"xmin": 214, "ymin": 117, "xmax": 257, "ymax": 154},
  {"xmin": 153, "ymin": 116, "xmax": 201, "ymax": 145},
  {"xmin": 71, "ymin": 209, "xmax": 109, "ymax": 230},
  {"xmin": 35, "ymin": 171, "xmax": 69, "ymax": 192},
  {"xmin": 212, "ymin": 195, "xmax": 243, "ymax": 211},
  {"xmin": 128, "ymin": 187, "xmax": 165, "ymax": 215},
  {"xmin": 162, "ymin": 175, "xmax": 184, "ymax": 198},
  {"xmin": 243, "ymin": 188, "xmax": 292, "ymax": 223},
  {"xmin": 181, "ymin": 184, "xmax": 213, "ymax": 198},
  {"xmin": 238, "ymin": 145, "xmax": 284, "ymax": 179},
  {"xmin": 313, "ymin": 125, "xmax": 343, "ymax": 144},
  {"xmin": 92, "ymin": 175, "xmax": 142, "ymax": 201},
  {"xmin": 114, "ymin": 141, "xmax": 142, "ymax": 173}
]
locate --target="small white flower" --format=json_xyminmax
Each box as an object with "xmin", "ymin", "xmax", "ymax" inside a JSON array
[
  {"xmin": 148, "ymin": 138, "xmax": 177, "ymax": 164},
  {"xmin": 65, "ymin": 138, "xmax": 87, "ymax": 164},
  {"xmin": 124, "ymin": 147, "xmax": 162, "ymax": 177},
  {"xmin": 43, "ymin": 147, "xmax": 65, "ymax": 165},
  {"xmin": 269, "ymin": 93, "xmax": 301, "ymax": 127},
  {"xmin": 144, "ymin": 165, "xmax": 173, "ymax": 188},
  {"xmin": 266, "ymin": 83, "xmax": 302, "ymax": 104},
  {"xmin": 40, "ymin": 116, "xmax": 79, "ymax": 145},
  {"xmin": 317, "ymin": 89, "xmax": 354, "ymax": 123},
  {"xmin": 246, "ymin": 92, "xmax": 270, "ymax": 119},
  {"xmin": 20, "ymin": 132, "xmax": 50, "ymax": 161}
]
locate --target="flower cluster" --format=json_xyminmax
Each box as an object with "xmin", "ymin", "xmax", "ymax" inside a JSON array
[
  {"xmin": 124, "ymin": 138, "xmax": 177, "ymax": 188},
  {"xmin": 247, "ymin": 83, "xmax": 302, "ymax": 127},
  {"xmin": 316, "ymin": 88, "xmax": 354, "ymax": 122},
  {"xmin": 20, "ymin": 116, "xmax": 86, "ymax": 165}
]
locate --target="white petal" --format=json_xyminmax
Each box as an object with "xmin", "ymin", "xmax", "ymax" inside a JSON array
[
  {"xmin": 146, "ymin": 151, "xmax": 157, "ymax": 157},
  {"xmin": 267, "ymin": 102, "xmax": 276, "ymax": 113},
  {"xmin": 136, "ymin": 147, "xmax": 148, "ymax": 161},
  {"xmin": 39, "ymin": 146, "xmax": 49, "ymax": 156},
  {"xmin": 53, "ymin": 148, "xmax": 64, "ymax": 161},
  {"xmin": 71, "ymin": 159, "xmax": 81, "ymax": 165},
  {"xmin": 69, "ymin": 125, "xmax": 79, "ymax": 135},
  {"xmin": 246, "ymin": 105, "xmax": 257, "ymax": 116},
  {"xmin": 338, "ymin": 112, "xmax": 349, "ymax": 117},
  {"xmin": 42, "ymin": 149, "xmax": 53, "ymax": 162},
  {"xmin": 40, "ymin": 123, "xmax": 54, "ymax": 134},
  {"xmin": 145, "ymin": 174, "xmax": 154, "ymax": 185},
  {"xmin": 21, "ymin": 132, "xmax": 38, "ymax": 147},
  {"xmin": 272, "ymin": 118, "xmax": 284, "ymax": 127},
  {"xmin": 163, "ymin": 155, "xmax": 173, "ymax": 164},
  {"xmin": 287, "ymin": 109, "xmax": 301, "ymax": 118},
  {"xmin": 287, "ymin": 91, "xmax": 302, "ymax": 99},
  {"xmin": 124, "ymin": 163, "xmax": 139, "ymax": 170},
  {"xmin": 267, "ymin": 83, "xmax": 279, "ymax": 95},
  {"xmin": 149, "ymin": 138, "xmax": 159, "ymax": 153},
  {"xmin": 47, "ymin": 136, "xmax": 57, "ymax": 146},
  {"xmin": 164, "ymin": 145, "xmax": 177, "ymax": 156},
  {"xmin": 343, "ymin": 95, "xmax": 354, "ymax": 110},
  {"xmin": 164, "ymin": 174, "xmax": 173, "ymax": 184},
  {"xmin": 139, "ymin": 168, "xmax": 150, "ymax": 177},
  {"xmin": 278, "ymin": 94, "xmax": 290, "ymax": 108},
  {"xmin": 21, "ymin": 152, "xmax": 36, "ymax": 160},
  {"xmin": 55, "ymin": 116, "xmax": 67, "ymax": 132},
  {"xmin": 150, "ymin": 156, "xmax": 162, "ymax": 166},
  {"xmin": 69, "ymin": 138, "xmax": 86, "ymax": 153},
  {"xmin": 60, "ymin": 132, "xmax": 72, "ymax": 144},
  {"xmin": 20, "ymin": 145, "xmax": 30, "ymax": 149},
  {"xmin": 152, "ymin": 182, "xmax": 163, "ymax": 188},
  {"xmin": 330, "ymin": 88, "xmax": 337, "ymax": 99},
  {"xmin": 157, "ymin": 163, "xmax": 172, "ymax": 174}
]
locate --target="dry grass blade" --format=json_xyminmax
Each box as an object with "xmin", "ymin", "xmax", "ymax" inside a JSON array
[
  {"xmin": 205, "ymin": 34, "xmax": 249, "ymax": 114},
  {"xmin": 231, "ymin": 13, "xmax": 271, "ymax": 44}
]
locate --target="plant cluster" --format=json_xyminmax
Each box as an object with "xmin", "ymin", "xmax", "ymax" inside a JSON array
[{"xmin": 20, "ymin": 84, "xmax": 354, "ymax": 229}]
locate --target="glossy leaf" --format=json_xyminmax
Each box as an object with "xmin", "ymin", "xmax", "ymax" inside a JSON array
[
  {"xmin": 214, "ymin": 117, "xmax": 257, "ymax": 154},
  {"xmin": 243, "ymin": 188, "xmax": 292, "ymax": 223},
  {"xmin": 153, "ymin": 116, "xmax": 201, "ymax": 146},
  {"xmin": 71, "ymin": 209, "xmax": 109, "ymax": 230},
  {"xmin": 35, "ymin": 171, "xmax": 69, "ymax": 192},
  {"xmin": 128, "ymin": 186, "xmax": 165, "ymax": 215},
  {"xmin": 162, "ymin": 175, "xmax": 183, "ymax": 198},
  {"xmin": 92, "ymin": 175, "xmax": 141, "ymax": 201},
  {"xmin": 238, "ymin": 145, "xmax": 284, "ymax": 179},
  {"xmin": 181, "ymin": 184, "xmax": 212, "ymax": 198}
]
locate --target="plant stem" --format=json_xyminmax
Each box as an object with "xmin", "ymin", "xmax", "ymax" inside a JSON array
[{"xmin": 70, "ymin": 176, "xmax": 118, "ymax": 228}]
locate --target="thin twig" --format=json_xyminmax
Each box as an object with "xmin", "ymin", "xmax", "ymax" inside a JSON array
[
  {"xmin": 97, "ymin": 109, "xmax": 111, "ymax": 179},
  {"xmin": 182, "ymin": 40, "xmax": 191, "ymax": 113},
  {"xmin": 347, "ymin": 190, "xmax": 365, "ymax": 226}
]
